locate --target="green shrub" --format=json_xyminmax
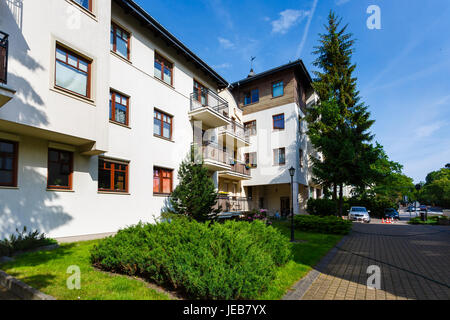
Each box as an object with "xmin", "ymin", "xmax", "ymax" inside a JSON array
[
  {"xmin": 408, "ymin": 215, "xmax": 448, "ymax": 225},
  {"xmin": 90, "ymin": 219, "xmax": 292, "ymax": 300},
  {"xmin": 0, "ymin": 227, "xmax": 57, "ymax": 257},
  {"xmin": 307, "ymin": 198, "xmax": 338, "ymax": 216},
  {"xmin": 294, "ymin": 215, "xmax": 352, "ymax": 235}
]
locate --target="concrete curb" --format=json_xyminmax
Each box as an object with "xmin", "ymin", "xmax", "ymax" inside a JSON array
[
  {"xmin": 283, "ymin": 234, "xmax": 350, "ymax": 300},
  {"xmin": 0, "ymin": 270, "xmax": 56, "ymax": 300}
]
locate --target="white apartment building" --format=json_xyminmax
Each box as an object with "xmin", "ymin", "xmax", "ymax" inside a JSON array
[{"xmin": 0, "ymin": 0, "xmax": 320, "ymax": 239}]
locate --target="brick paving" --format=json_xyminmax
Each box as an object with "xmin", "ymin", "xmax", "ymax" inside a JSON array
[{"xmin": 288, "ymin": 221, "xmax": 450, "ymax": 300}]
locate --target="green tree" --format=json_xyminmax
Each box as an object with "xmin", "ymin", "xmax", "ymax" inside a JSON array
[
  {"xmin": 308, "ymin": 11, "xmax": 375, "ymax": 215},
  {"xmin": 418, "ymin": 166, "xmax": 450, "ymax": 208},
  {"xmin": 170, "ymin": 148, "xmax": 220, "ymax": 221}
]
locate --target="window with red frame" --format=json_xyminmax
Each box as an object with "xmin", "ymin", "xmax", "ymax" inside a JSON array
[
  {"xmin": 0, "ymin": 140, "xmax": 18, "ymax": 187},
  {"xmin": 110, "ymin": 91, "xmax": 129, "ymax": 125},
  {"xmin": 154, "ymin": 110, "xmax": 173, "ymax": 140},
  {"xmin": 153, "ymin": 167, "xmax": 173, "ymax": 195},
  {"xmin": 47, "ymin": 149, "xmax": 73, "ymax": 190},
  {"xmin": 55, "ymin": 45, "xmax": 91, "ymax": 98},
  {"xmin": 98, "ymin": 159, "xmax": 128, "ymax": 193},
  {"xmin": 111, "ymin": 23, "xmax": 130, "ymax": 60},
  {"xmin": 154, "ymin": 53, "xmax": 173, "ymax": 86}
]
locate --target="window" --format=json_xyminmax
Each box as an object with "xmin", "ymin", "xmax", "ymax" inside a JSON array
[
  {"xmin": 154, "ymin": 53, "xmax": 173, "ymax": 86},
  {"xmin": 0, "ymin": 140, "xmax": 18, "ymax": 187},
  {"xmin": 244, "ymin": 89, "xmax": 259, "ymax": 105},
  {"xmin": 273, "ymin": 113, "xmax": 285, "ymax": 130},
  {"xmin": 98, "ymin": 159, "xmax": 129, "ymax": 193},
  {"xmin": 244, "ymin": 152, "xmax": 257, "ymax": 168},
  {"xmin": 273, "ymin": 148, "xmax": 286, "ymax": 165},
  {"xmin": 244, "ymin": 120, "xmax": 257, "ymax": 136},
  {"xmin": 109, "ymin": 91, "xmax": 129, "ymax": 125},
  {"xmin": 299, "ymin": 149, "xmax": 304, "ymax": 167},
  {"xmin": 272, "ymin": 81, "xmax": 284, "ymax": 97},
  {"xmin": 72, "ymin": 0, "xmax": 92, "ymax": 12},
  {"xmin": 153, "ymin": 167, "xmax": 173, "ymax": 195},
  {"xmin": 154, "ymin": 110, "xmax": 173, "ymax": 140},
  {"xmin": 55, "ymin": 45, "xmax": 91, "ymax": 98},
  {"xmin": 111, "ymin": 23, "xmax": 130, "ymax": 60},
  {"xmin": 193, "ymin": 80, "xmax": 208, "ymax": 105},
  {"xmin": 47, "ymin": 149, "xmax": 73, "ymax": 190}
]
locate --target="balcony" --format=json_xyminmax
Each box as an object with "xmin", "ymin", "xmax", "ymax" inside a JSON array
[
  {"xmin": 219, "ymin": 160, "xmax": 251, "ymax": 181},
  {"xmin": 216, "ymin": 196, "xmax": 254, "ymax": 213},
  {"xmin": 202, "ymin": 143, "xmax": 231, "ymax": 172},
  {"xmin": 218, "ymin": 121, "xmax": 250, "ymax": 148},
  {"xmin": 189, "ymin": 89, "xmax": 230, "ymax": 129},
  {"xmin": 0, "ymin": 31, "xmax": 15, "ymax": 108}
]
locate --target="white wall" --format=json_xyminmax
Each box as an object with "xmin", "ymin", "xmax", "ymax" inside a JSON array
[{"xmin": 0, "ymin": 0, "xmax": 226, "ymax": 239}]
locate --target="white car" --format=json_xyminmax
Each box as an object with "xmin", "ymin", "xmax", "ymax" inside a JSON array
[{"xmin": 348, "ymin": 207, "xmax": 371, "ymax": 223}]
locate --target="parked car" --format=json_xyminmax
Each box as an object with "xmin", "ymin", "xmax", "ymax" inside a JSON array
[
  {"xmin": 427, "ymin": 207, "xmax": 443, "ymax": 216},
  {"xmin": 406, "ymin": 206, "xmax": 418, "ymax": 212},
  {"xmin": 348, "ymin": 207, "xmax": 371, "ymax": 223},
  {"xmin": 384, "ymin": 208, "xmax": 400, "ymax": 220}
]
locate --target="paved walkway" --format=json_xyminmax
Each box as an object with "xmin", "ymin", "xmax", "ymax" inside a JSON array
[{"xmin": 285, "ymin": 220, "xmax": 450, "ymax": 300}]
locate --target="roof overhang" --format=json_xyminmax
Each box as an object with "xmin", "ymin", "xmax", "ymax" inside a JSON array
[
  {"xmin": 231, "ymin": 59, "xmax": 313, "ymax": 94},
  {"xmin": 113, "ymin": 0, "xmax": 229, "ymax": 89}
]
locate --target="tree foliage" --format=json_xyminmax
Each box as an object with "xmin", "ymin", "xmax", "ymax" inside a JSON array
[
  {"xmin": 170, "ymin": 147, "xmax": 219, "ymax": 221},
  {"xmin": 418, "ymin": 166, "xmax": 450, "ymax": 208}
]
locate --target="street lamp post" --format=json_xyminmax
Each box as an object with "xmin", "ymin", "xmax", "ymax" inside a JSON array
[{"xmin": 289, "ymin": 167, "xmax": 296, "ymax": 243}]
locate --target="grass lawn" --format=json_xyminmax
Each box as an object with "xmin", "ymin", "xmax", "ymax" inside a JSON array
[
  {"xmin": 0, "ymin": 240, "xmax": 170, "ymax": 300},
  {"xmin": 0, "ymin": 222, "xmax": 343, "ymax": 300},
  {"xmin": 258, "ymin": 220, "xmax": 343, "ymax": 300}
]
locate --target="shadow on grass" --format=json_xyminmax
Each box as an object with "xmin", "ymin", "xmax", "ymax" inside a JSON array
[
  {"xmin": 0, "ymin": 243, "xmax": 77, "ymax": 269},
  {"xmin": 7, "ymin": 273, "xmax": 57, "ymax": 291}
]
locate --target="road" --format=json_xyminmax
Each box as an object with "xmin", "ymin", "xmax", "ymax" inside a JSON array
[{"xmin": 285, "ymin": 212, "xmax": 450, "ymax": 300}]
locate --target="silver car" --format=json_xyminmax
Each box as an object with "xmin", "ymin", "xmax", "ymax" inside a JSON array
[{"xmin": 348, "ymin": 207, "xmax": 371, "ymax": 223}]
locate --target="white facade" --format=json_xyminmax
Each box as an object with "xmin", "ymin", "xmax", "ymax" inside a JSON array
[{"xmin": 0, "ymin": 0, "xmax": 319, "ymax": 239}]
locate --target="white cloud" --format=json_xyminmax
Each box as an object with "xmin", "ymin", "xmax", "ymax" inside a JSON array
[
  {"xmin": 416, "ymin": 121, "xmax": 447, "ymax": 139},
  {"xmin": 336, "ymin": 0, "xmax": 350, "ymax": 5},
  {"xmin": 212, "ymin": 63, "xmax": 231, "ymax": 69},
  {"xmin": 296, "ymin": 0, "xmax": 318, "ymax": 57},
  {"xmin": 218, "ymin": 37, "xmax": 235, "ymax": 49},
  {"xmin": 271, "ymin": 9, "xmax": 309, "ymax": 34}
]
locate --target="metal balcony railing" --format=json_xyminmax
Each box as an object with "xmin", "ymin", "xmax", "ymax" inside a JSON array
[
  {"xmin": 228, "ymin": 160, "xmax": 251, "ymax": 176},
  {"xmin": 219, "ymin": 121, "xmax": 250, "ymax": 143},
  {"xmin": 216, "ymin": 196, "xmax": 254, "ymax": 213},
  {"xmin": 0, "ymin": 31, "xmax": 9, "ymax": 84},
  {"xmin": 190, "ymin": 88, "xmax": 229, "ymax": 119},
  {"xmin": 202, "ymin": 143, "xmax": 229, "ymax": 165}
]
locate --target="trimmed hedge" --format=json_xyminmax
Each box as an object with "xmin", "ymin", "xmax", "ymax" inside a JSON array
[
  {"xmin": 294, "ymin": 215, "xmax": 352, "ymax": 235},
  {"xmin": 0, "ymin": 227, "xmax": 57, "ymax": 257},
  {"xmin": 90, "ymin": 219, "xmax": 292, "ymax": 300},
  {"xmin": 307, "ymin": 198, "xmax": 338, "ymax": 216}
]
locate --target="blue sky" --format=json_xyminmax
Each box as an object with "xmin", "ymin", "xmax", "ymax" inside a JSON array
[{"xmin": 135, "ymin": 0, "xmax": 450, "ymax": 183}]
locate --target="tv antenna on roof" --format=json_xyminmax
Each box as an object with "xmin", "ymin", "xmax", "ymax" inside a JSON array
[{"xmin": 248, "ymin": 57, "xmax": 256, "ymax": 77}]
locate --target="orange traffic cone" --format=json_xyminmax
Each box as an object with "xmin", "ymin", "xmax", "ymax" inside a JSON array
[{"xmin": 382, "ymin": 218, "xmax": 385, "ymax": 224}]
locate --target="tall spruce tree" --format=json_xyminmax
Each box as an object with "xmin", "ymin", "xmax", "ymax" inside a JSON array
[
  {"xmin": 170, "ymin": 147, "xmax": 219, "ymax": 221},
  {"xmin": 308, "ymin": 11, "xmax": 376, "ymax": 215}
]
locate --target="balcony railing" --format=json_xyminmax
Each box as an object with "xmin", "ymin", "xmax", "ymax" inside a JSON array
[
  {"xmin": 219, "ymin": 121, "xmax": 250, "ymax": 143},
  {"xmin": 202, "ymin": 143, "xmax": 229, "ymax": 165},
  {"xmin": 190, "ymin": 88, "xmax": 229, "ymax": 119},
  {"xmin": 0, "ymin": 31, "xmax": 8, "ymax": 84},
  {"xmin": 216, "ymin": 196, "xmax": 254, "ymax": 213},
  {"xmin": 228, "ymin": 161, "xmax": 251, "ymax": 176}
]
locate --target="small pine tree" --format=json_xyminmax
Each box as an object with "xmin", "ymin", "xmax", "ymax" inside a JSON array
[{"xmin": 170, "ymin": 147, "xmax": 219, "ymax": 221}]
